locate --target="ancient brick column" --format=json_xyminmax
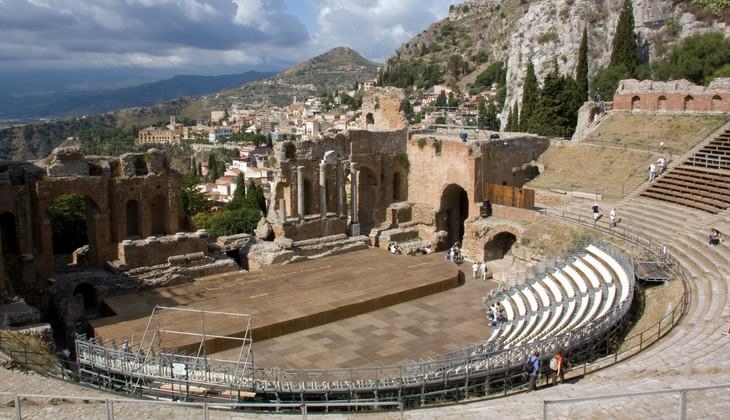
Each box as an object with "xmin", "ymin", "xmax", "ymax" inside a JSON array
[
  {"xmin": 319, "ymin": 162, "xmax": 327, "ymax": 219},
  {"xmin": 336, "ymin": 159, "xmax": 345, "ymax": 218},
  {"xmin": 350, "ymin": 162, "xmax": 359, "ymax": 224},
  {"xmin": 278, "ymin": 198, "xmax": 287, "ymax": 223},
  {"xmin": 297, "ymin": 165, "xmax": 305, "ymax": 221}
]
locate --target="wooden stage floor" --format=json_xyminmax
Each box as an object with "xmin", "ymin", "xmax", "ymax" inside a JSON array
[{"xmin": 91, "ymin": 249, "xmax": 460, "ymax": 354}]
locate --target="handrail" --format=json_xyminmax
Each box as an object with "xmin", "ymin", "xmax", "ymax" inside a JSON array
[{"xmin": 542, "ymin": 383, "xmax": 730, "ymax": 420}]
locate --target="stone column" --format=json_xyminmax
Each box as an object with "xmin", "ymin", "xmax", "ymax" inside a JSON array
[
  {"xmin": 319, "ymin": 162, "xmax": 327, "ymax": 219},
  {"xmin": 350, "ymin": 162, "xmax": 359, "ymax": 224},
  {"xmin": 296, "ymin": 166, "xmax": 305, "ymax": 221},
  {"xmin": 278, "ymin": 199, "xmax": 287, "ymax": 223},
  {"xmin": 336, "ymin": 159, "xmax": 345, "ymax": 218}
]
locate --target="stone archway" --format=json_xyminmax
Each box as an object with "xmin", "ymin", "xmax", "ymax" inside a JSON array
[
  {"xmin": 0, "ymin": 212, "xmax": 19, "ymax": 255},
  {"xmin": 683, "ymin": 95, "xmax": 694, "ymax": 111},
  {"xmin": 484, "ymin": 231, "xmax": 517, "ymax": 261},
  {"xmin": 712, "ymin": 95, "xmax": 723, "ymax": 112},
  {"xmin": 631, "ymin": 96, "xmax": 641, "ymax": 111},
  {"xmin": 657, "ymin": 95, "xmax": 667, "ymax": 111},
  {"xmin": 73, "ymin": 282, "xmax": 98, "ymax": 313},
  {"xmin": 47, "ymin": 193, "xmax": 102, "ymax": 268},
  {"xmin": 125, "ymin": 200, "xmax": 140, "ymax": 238},
  {"xmin": 393, "ymin": 172, "xmax": 402, "ymax": 202},
  {"xmin": 366, "ymin": 113, "xmax": 375, "ymax": 126},
  {"xmin": 358, "ymin": 167, "xmax": 378, "ymax": 233},
  {"xmin": 440, "ymin": 184, "xmax": 469, "ymax": 246}
]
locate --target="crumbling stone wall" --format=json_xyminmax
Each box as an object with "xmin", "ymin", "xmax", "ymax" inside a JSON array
[
  {"xmin": 358, "ymin": 87, "xmax": 407, "ymax": 131},
  {"xmin": 117, "ymin": 232, "xmax": 208, "ymax": 269},
  {"xmin": 0, "ymin": 147, "xmax": 183, "ymax": 294},
  {"xmin": 613, "ymin": 78, "xmax": 730, "ymax": 113}
]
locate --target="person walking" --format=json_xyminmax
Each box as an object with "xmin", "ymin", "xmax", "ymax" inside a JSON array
[
  {"xmin": 657, "ymin": 156, "xmax": 666, "ymax": 174},
  {"xmin": 526, "ymin": 350, "xmax": 541, "ymax": 392},
  {"xmin": 472, "ymin": 262, "xmax": 479, "ymax": 279},
  {"xmin": 549, "ymin": 349, "xmax": 565, "ymax": 385},
  {"xmin": 480, "ymin": 261, "xmax": 489, "ymax": 281},
  {"xmin": 609, "ymin": 208, "xmax": 617, "ymax": 227},
  {"xmin": 592, "ymin": 203, "xmax": 601, "ymax": 223},
  {"xmin": 649, "ymin": 163, "xmax": 657, "ymax": 182}
]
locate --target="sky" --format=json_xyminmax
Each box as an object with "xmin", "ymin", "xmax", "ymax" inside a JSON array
[{"xmin": 0, "ymin": 0, "xmax": 458, "ymax": 76}]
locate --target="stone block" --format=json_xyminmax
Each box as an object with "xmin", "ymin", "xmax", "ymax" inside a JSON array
[
  {"xmin": 255, "ymin": 218, "xmax": 274, "ymax": 240},
  {"xmin": 145, "ymin": 148, "xmax": 166, "ymax": 174},
  {"xmin": 47, "ymin": 147, "xmax": 89, "ymax": 177}
]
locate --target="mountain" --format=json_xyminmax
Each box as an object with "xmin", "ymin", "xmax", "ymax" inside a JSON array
[
  {"xmin": 190, "ymin": 47, "xmax": 381, "ymax": 114},
  {"xmin": 382, "ymin": 0, "xmax": 730, "ymax": 126},
  {"xmin": 0, "ymin": 47, "xmax": 380, "ymax": 161},
  {"xmin": 0, "ymin": 71, "xmax": 274, "ymax": 122}
]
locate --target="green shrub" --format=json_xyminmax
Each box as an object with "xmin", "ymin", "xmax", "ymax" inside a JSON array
[
  {"xmin": 417, "ymin": 137, "xmax": 427, "ymax": 149},
  {"xmin": 393, "ymin": 151, "xmax": 410, "ymax": 169},
  {"xmin": 538, "ymin": 32, "xmax": 560, "ymax": 44},
  {"xmin": 432, "ymin": 139, "xmax": 443, "ymax": 154}
]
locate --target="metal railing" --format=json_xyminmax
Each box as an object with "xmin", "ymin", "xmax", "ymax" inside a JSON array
[
  {"xmin": 1, "ymin": 209, "xmax": 691, "ymax": 415},
  {"xmin": 542, "ymin": 383, "xmax": 730, "ymax": 419},
  {"xmin": 0, "ymin": 391, "xmax": 403, "ymax": 420}
]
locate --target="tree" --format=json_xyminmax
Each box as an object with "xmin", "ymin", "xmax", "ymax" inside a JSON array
[
  {"xmin": 519, "ymin": 60, "xmax": 539, "ymax": 132},
  {"xmin": 266, "ymin": 133, "xmax": 273, "ymax": 147},
  {"xmin": 181, "ymin": 171, "xmax": 211, "ymax": 217},
  {"xmin": 400, "ymin": 99, "xmax": 414, "ymax": 119},
  {"xmin": 478, "ymin": 100, "xmax": 488, "ymax": 129},
  {"xmin": 530, "ymin": 68, "xmax": 582, "ymax": 138},
  {"xmin": 486, "ymin": 101, "xmax": 499, "ymax": 131},
  {"xmin": 576, "ymin": 26, "xmax": 590, "ymax": 102},
  {"xmin": 435, "ymin": 91, "xmax": 447, "ymax": 107},
  {"xmin": 47, "ymin": 193, "xmax": 87, "ymax": 254},
  {"xmin": 507, "ymin": 103, "xmax": 520, "ymax": 132},
  {"xmin": 229, "ymin": 173, "xmax": 247, "ymax": 207},
  {"xmin": 190, "ymin": 157, "xmax": 197, "ymax": 180},
  {"xmin": 447, "ymin": 92, "xmax": 459, "ymax": 109},
  {"xmin": 610, "ymin": 0, "xmax": 638, "ymax": 75},
  {"xmin": 651, "ymin": 32, "xmax": 730, "ymax": 85}
]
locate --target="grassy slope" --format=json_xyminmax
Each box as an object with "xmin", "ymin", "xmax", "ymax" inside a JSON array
[{"xmin": 528, "ymin": 114, "xmax": 730, "ymax": 197}]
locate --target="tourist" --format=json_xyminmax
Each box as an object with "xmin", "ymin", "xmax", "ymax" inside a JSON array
[
  {"xmin": 609, "ymin": 208, "xmax": 618, "ymax": 227},
  {"xmin": 122, "ymin": 340, "xmax": 131, "ymax": 353},
  {"xmin": 648, "ymin": 163, "xmax": 657, "ymax": 181},
  {"xmin": 480, "ymin": 261, "xmax": 489, "ymax": 281},
  {"xmin": 472, "ymin": 262, "xmax": 479, "ymax": 279},
  {"xmin": 425, "ymin": 244, "xmax": 433, "ymax": 255},
  {"xmin": 709, "ymin": 229, "xmax": 723, "ymax": 246},
  {"xmin": 549, "ymin": 349, "xmax": 565, "ymax": 385},
  {"xmin": 526, "ymin": 351, "xmax": 541, "ymax": 392},
  {"xmin": 657, "ymin": 156, "xmax": 666, "ymax": 174},
  {"xmin": 592, "ymin": 203, "xmax": 601, "ymax": 223}
]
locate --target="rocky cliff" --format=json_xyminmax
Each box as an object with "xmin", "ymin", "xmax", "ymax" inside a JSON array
[
  {"xmin": 502, "ymin": 0, "xmax": 730, "ymax": 126},
  {"xmin": 386, "ymin": 0, "xmax": 730, "ymax": 127}
]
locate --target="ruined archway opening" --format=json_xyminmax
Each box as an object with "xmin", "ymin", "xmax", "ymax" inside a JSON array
[
  {"xmin": 358, "ymin": 167, "xmax": 378, "ymax": 234},
  {"xmin": 366, "ymin": 113, "xmax": 375, "ymax": 126},
  {"xmin": 150, "ymin": 195, "xmax": 167, "ymax": 235},
  {"xmin": 303, "ymin": 178, "xmax": 314, "ymax": 216},
  {"xmin": 48, "ymin": 193, "xmax": 96, "ymax": 269},
  {"xmin": 440, "ymin": 184, "xmax": 469, "ymax": 246},
  {"xmin": 657, "ymin": 95, "xmax": 667, "ymax": 111},
  {"xmin": 0, "ymin": 212, "xmax": 19, "ymax": 255},
  {"xmin": 73, "ymin": 282, "xmax": 98, "ymax": 314},
  {"xmin": 712, "ymin": 95, "xmax": 722, "ymax": 112},
  {"xmin": 484, "ymin": 232, "xmax": 517, "ymax": 261},
  {"xmin": 125, "ymin": 200, "xmax": 140, "ymax": 238},
  {"xmin": 393, "ymin": 172, "xmax": 402, "ymax": 201},
  {"xmin": 683, "ymin": 95, "xmax": 694, "ymax": 111},
  {"xmin": 631, "ymin": 96, "xmax": 641, "ymax": 111}
]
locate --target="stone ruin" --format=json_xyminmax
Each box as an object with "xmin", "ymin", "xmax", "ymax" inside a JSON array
[
  {"xmin": 613, "ymin": 78, "xmax": 730, "ymax": 113},
  {"xmin": 0, "ymin": 146, "xmax": 239, "ymax": 337},
  {"xmin": 247, "ymin": 87, "xmax": 551, "ymax": 269}
]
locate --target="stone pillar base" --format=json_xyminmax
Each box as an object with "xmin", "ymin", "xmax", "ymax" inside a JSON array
[{"xmin": 349, "ymin": 223, "xmax": 361, "ymax": 237}]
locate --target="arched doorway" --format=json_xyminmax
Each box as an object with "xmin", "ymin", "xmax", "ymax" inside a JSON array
[
  {"xmin": 125, "ymin": 200, "xmax": 140, "ymax": 238},
  {"xmin": 73, "ymin": 282, "xmax": 98, "ymax": 314},
  {"xmin": 484, "ymin": 232, "xmax": 517, "ymax": 261},
  {"xmin": 150, "ymin": 196, "xmax": 167, "ymax": 235},
  {"xmin": 0, "ymin": 212, "xmax": 19, "ymax": 255},
  {"xmin": 712, "ymin": 95, "xmax": 723, "ymax": 112},
  {"xmin": 48, "ymin": 193, "xmax": 99, "ymax": 268},
  {"xmin": 393, "ymin": 172, "xmax": 402, "ymax": 201},
  {"xmin": 683, "ymin": 95, "xmax": 694, "ymax": 111},
  {"xmin": 366, "ymin": 113, "xmax": 375, "ymax": 126},
  {"xmin": 358, "ymin": 167, "xmax": 378, "ymax": 233},
  {"xmin": 657, "ymin": 95, "xmax": 667, "ymax": 111},
  {"xmin": 440, "ymin": 184, "xmax": 469, "ymax": 246},
  {"xmin": 631, "ymin": 96, "xmax": 641, "ymax": 111},
  {"xmin": 303, "ymin": 178, "xmax": 314, "ymax": 216}
]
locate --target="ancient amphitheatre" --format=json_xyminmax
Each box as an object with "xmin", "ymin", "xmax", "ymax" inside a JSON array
[{"xmin": 1, "ymin": 81, "xmax": 730, "ymax": 419}]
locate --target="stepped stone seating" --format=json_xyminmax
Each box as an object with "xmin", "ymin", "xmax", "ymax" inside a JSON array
[
  {"xmin": 487, "ymin": 243, "xmax": 632, "ymax": 348},
  {"xmin": 641, "ymin": 126, "xmax": 730, "ymax": 213}
]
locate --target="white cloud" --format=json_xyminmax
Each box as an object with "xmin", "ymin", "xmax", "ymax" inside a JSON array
[{"xmin": 311, "ymin": 0, "xmax": 456, "ymax": 62}]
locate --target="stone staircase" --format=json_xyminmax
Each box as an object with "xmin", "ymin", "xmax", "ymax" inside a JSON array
[
  {"xmin": 399, "ymin": 196, "xmax": 730, "ymax": 419},
  {"xmin": 637, "ymin": 123, "xmax": 730, "ymax": 213}
]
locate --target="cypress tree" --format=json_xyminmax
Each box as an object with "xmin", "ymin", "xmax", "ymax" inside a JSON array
[
  {"xmin": 478, "ymin": 100, "xmax": 488, "ymax": 129},
  {"xmin": 486, "ymin": 101, "xmax": 499, "ymax": 131},
  {"xmin": 435, "ymin": 91, "xmax": 447, "ymax": 107},
  {"xmin": 610, "ymin": 0, "xmax": 638, "ymax": 75},
  {"xmin": 519, "ymin": 60, "xmax": 539, "ymax": 132},
  {"xmin": 576, "ymin": 26, "xmax": 590, "ymax": 101}
]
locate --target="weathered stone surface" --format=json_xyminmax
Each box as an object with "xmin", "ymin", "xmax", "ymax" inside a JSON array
[
  {"xmin": 145, "ymin": 148, "xmax": 166, "ymax": 174},
  {"xmin": 255, "ymin": 218, "xmax": 274, "ymax": 240},
  {"xmin": 46, "ymin": 146, "xmax": 89, "ymax": 177}
]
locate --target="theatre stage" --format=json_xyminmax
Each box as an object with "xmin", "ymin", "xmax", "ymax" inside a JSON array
[{"xmin": 90, "ymin": 249, "xmax": 461, "ymax": 354}]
